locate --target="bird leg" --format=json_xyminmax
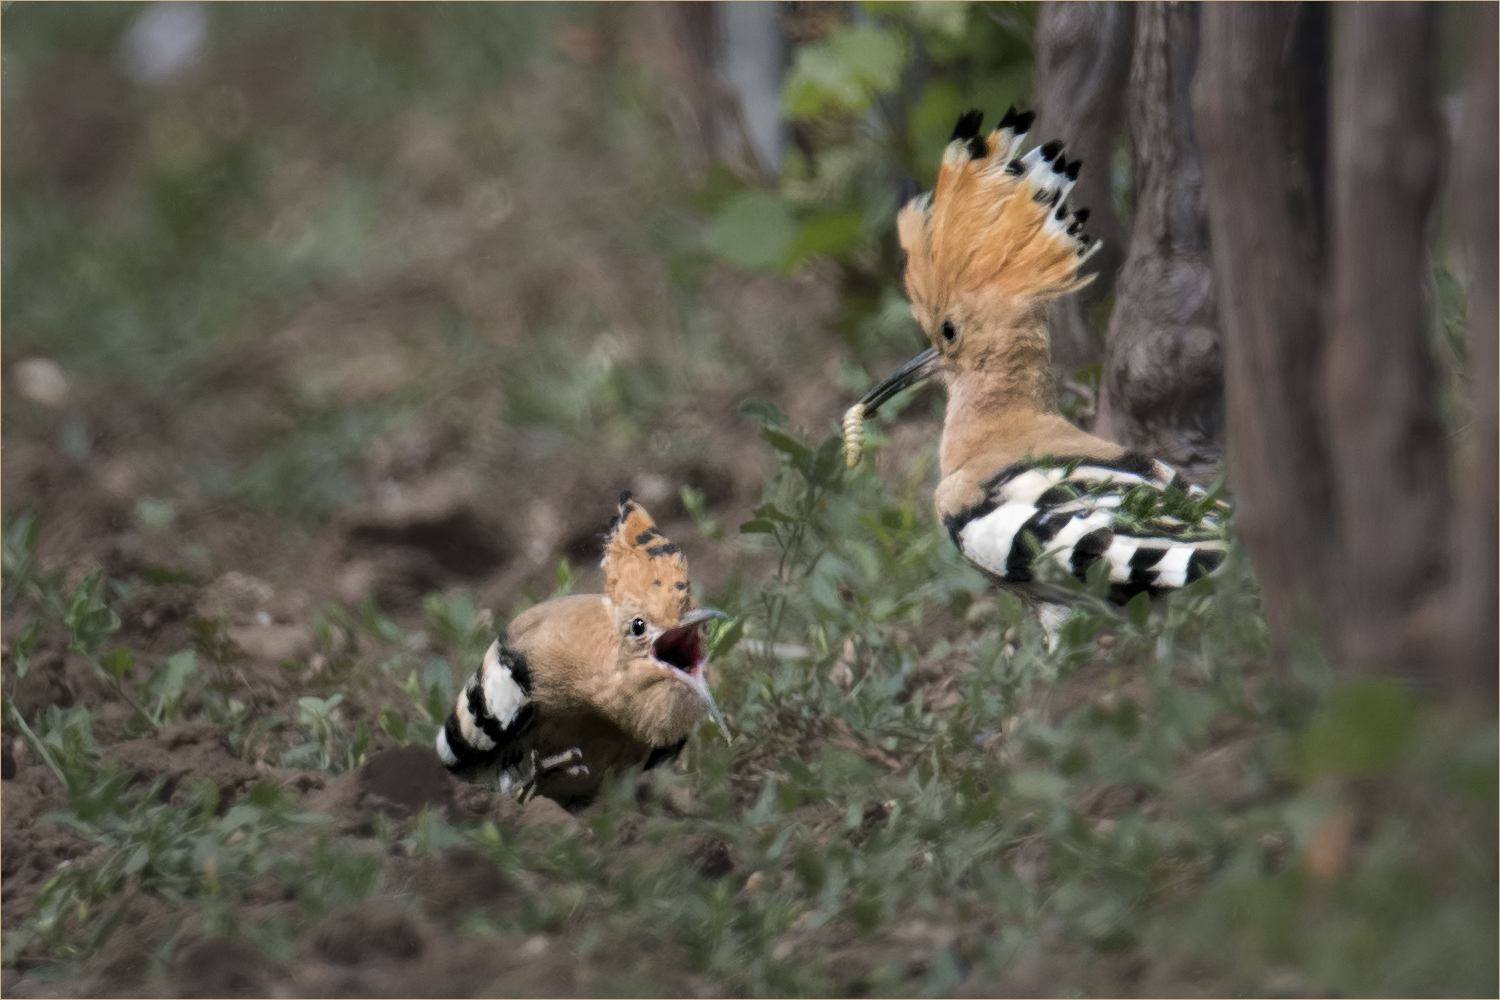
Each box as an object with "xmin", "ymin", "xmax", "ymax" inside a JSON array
[{"xmin": 514, "ymin": 747, "xmax": 589, "ymax": 805}]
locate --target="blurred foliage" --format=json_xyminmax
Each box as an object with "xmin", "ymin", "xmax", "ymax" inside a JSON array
[
  {"xmin": 6, "ymin": 420, "xmax": 1492, "ymax": 994},
  {"xmin": 700, "ymin": 2, "xmax": 1037, "ymax": 358},
  {"xmin": 3, "ymin": 2, "xmax": 789, "ymax": 524},
  {"xmin": 2, "ymin": 4, "xmax": 1493, "ymax": 996}
]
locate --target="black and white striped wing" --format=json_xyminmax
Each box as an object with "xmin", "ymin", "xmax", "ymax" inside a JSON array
[
  {"xmin": 950, "ymin": 456, "xmax": 1228, "ymax": 596},
  {"xmin": 435, "ymin": 639, "xmax": 537, "ymax": 782}
]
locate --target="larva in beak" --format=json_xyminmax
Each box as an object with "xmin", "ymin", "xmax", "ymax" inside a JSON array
[
  {"xmin": 845, "ymin": 347, "xmax": 942, "ymax": 468},
  {"xmin": 843, "ymin": 403, "xmax": 867, "ymax": 468}
]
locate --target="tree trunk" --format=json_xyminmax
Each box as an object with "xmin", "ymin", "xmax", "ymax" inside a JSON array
[
  {"xmin": 1032, "ymin": 1, "xmax": 1134, "ymax": 375},
  {"xmin": 1193, "ymin": 3, "xmax": 1335, "ymax": 650},
  {"xmin": 1448, "ymin": 1, "xmax": 1498, "ymax": 705},
  {"xmin": 1322, "ymin": 3, "xmax": 1447, "ymax": 684},
  {"xmin": 1102, "ymin": 2, "xmax": 1222, "ymax": 479},
  {"xmin": 716, "ymin": 1, "xmax": 785, "ymax": 175}
]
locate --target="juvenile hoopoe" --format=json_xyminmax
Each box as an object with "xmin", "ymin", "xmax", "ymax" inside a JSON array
[
  {"xmin": 436, "ymin": 493, "xmax": 729, "ymax": 808},
  {"xmin": 845, "ymin": 108, "xmax": 1228, "ymax": 606}
]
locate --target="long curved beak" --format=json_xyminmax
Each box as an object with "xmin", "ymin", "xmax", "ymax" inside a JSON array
[
  {"xmin": 679, "ymin": 607, "xmax": 731, "ymax": 628},
  {"xmin": 857, "ymin": 346, "xmax": 941, "ymax": 415},
  {"xmin": 661, "ymin": 606, "xmax": 733, "ymax": 743},
  {"xmin": 682, "ymin": 669, "xmax": 732, "ymax": 744}
]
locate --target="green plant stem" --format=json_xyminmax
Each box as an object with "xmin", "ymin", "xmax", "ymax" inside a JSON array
[
  {"xmin": 5, "ymin": 703, "xmax": 71, "ymax": 791},
  {"xmin": 90, "ymin": 658, "xmax": 162, "ymax": 730}
]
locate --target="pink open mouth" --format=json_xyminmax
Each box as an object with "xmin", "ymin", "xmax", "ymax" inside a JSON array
[
  {"xmin": 651, "ymin": 622, "xmax": 705, "ymax": 679},
  {"xmin": 648, "ymin": 608, "xmax": 731, "ymax": 742}
]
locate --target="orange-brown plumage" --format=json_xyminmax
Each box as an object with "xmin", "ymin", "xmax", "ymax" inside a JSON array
[
  {"xmin": 849, "ymin": 109, "xmax": 1229, "ymax": 606},
  {"xmin": 855, "ymin": 108, "xmax": 1121, "ymax": 516},
  {"xmin": 603, "ymin": 499, "xmax": 692, "ymax": 626},
  {"xmin": 436, "ymin": 493, "xmax": 727, "ymax": 808}
]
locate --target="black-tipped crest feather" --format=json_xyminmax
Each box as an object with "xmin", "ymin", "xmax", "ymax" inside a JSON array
[{"xmin": 950, "ymin": 109, "xmax": 985, "ymax": 143}]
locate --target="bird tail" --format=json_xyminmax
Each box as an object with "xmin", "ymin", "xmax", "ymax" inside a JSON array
[
  {"xmin": 435, "ymin": 639, "xmax": 534, "ymax": 775},
  {"xmin": 898, "ymin": 107, "xmax": 1099, "ymax": 312}
]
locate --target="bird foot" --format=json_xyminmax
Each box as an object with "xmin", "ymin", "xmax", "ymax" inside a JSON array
[{"xmin": 514, "ymin": 748, "xmax": 589, "ymax": 805}]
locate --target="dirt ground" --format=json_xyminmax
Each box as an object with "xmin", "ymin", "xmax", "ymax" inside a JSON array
[{"xmin": 0, "ymin": 262, "xmax": 891, "ymax": 997}]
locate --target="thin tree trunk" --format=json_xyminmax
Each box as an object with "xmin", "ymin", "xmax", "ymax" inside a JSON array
[
  {"xmin": 1032, "ymin": 1, "xmax": 1134, "ymax": 376},
  {"xmin": 1102, "ymin": 3, "xmax": 1222, "ymax": 479},
  {"xmin": 1448, "ymin": 1, "xmax": 1498, "ymax": 705},
  {"xmin": 1193, "ymin": 4, "xmax": 1335, "ymax": 650},
  {"xmin": 1323, "ymin": 3, "xmax": 1447, "ymax": 683}
]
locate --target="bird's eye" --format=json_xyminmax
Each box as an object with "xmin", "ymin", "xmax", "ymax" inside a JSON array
[
  {"xmin": 941, "ymin": 319, "xmax": 958, "ymax": 343},
  {"xmin": 630, "ymin": 618, "xmax": 646, "ymax": 637}
]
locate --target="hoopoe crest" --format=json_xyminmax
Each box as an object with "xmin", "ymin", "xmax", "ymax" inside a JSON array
[
  {"xmin": 845, "ymin": 108, "xmax": 1228, "ymax": 602},
  {"xmin": 436, "ymin": 493, "xmax": 728, "ymax": 808}
]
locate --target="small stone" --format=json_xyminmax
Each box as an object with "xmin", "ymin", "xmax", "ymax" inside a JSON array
[
  {"xmin": 226, "ymin": 624, "xmax": 315, "ymax": 663},
  {"xmin": 1097, "ymin": 633, "xmax": 1117, "ymax": 649},
  {"xmin": 1003, "ymin": 626, "xmax": 1019, "ymax": 643},
  {"xmin": 737, "ymin": 871, "xmax": 765, "ymax": 899},
  {"xmin": 519, "ymin": 795, "xmax": 575, "ymax": 827},
  {"xmin": 13, "ymin": 358, "xmax": 70, "ymax": 408},
  {"xmin": 828, "ymin": 654, "xmax": 854, "ymax": 693}
]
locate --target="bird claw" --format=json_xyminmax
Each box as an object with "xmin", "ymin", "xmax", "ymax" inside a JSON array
[
  {"xmin": 513, "ymin": 748, "xmax": 589, "ymax": 805},
  {"xmin": 538, "ymin": 747, "xmax": 585, "ymax": 773}
]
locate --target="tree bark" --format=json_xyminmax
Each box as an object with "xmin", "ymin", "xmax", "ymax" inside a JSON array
[
  {"xmin": 1448, "ymin": 1, "xmax": 1498, "ymax": 705},
  {"xmin": 1102, "ymin": 3, "xmax": 1222, "ymax": 479},
  {"xmin": 1322, "ymin": 3, "xmax": 1447, "ymax": 683},
  {"xmin": 1193, "ymin": 3, "xmax": 1335, "ymax": 649},
  {"xmin": 1032, "ymin": 1, "xmax": 1134, "ymax": 375}
]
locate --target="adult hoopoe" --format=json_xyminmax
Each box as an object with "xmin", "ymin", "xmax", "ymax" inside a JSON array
[
  {"xmin": 844, "ymin": 108, "xmax": 1228, "ymax": 607},
  {"xmin": 436, "ymin": 493, "xmax": 729, "ymax": 808}
]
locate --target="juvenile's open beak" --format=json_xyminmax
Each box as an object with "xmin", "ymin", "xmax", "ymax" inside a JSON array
[
  {"xmin": 857, "ymin": 346, "xmax": 941, "ymax": 416},
  {"xmin": 652, "ymin": 607, "xmax": 733, "ymax": 743},
  {"xmin": 681, "ymin": 669, "xmax": 732, "ymax": 744},
  {"xmin": 678, "ymin": 607, "xmax": 731, "ymax": 628}
]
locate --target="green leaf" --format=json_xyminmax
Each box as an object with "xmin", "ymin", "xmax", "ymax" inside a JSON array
[
  {"xmin": 220, "ymin": 804, "xmax": 262, "ymax": 831},
  {"xmin": 146, "ymin": 651, "xmax": 197, "ymax": 703},
  {"xmin": 246, "ymin": 781, "xmax": 294, "ymax": 812},
  {"xmin": 1297, "ymin": 677, "xmax": 1426, "ymax": 779},
  {"xmin": 783, "ymin": 209, "xmax": 864, "ymax": 267},
  {"xmin": 100, "ymin": 647, "xmax": 135, "ymax": 678},
  {"xmin": 136, "ymin": 565, "xmax": 198, "ymax": 586},
  {"xmin": 1126, "ymin": 591, "xmax": 1152, "ymax": 630},
  {"xmin": 996, "ymin": 590, "xmax": 1027, "ymax": 629},
  {"xmin": 708, "ymin": 617, "xmax": 745, "ymax": 659},
  {"xmin": 739, "ymin": 519, "xmax": 777, "ymax": 535},
  {"xmin": 348, "ymin": 720, "xmax": 370, "ymax": 770},
  {"xmin": 753, "ymin": 502, "xmax": 794, "ymax": 523},
  {"xmin": 810, "ymin": 435, "xmax": 845, "ymax": 486},
  {"xmin": 759, "ymin": 427, "xmax": 812, "ymax": 463},
  {"xmin": 1059, "ymin": 610, "xmax": 1101, "ymax": 648},
  {"xmin": 782, "ymin": 24, "xmax": 905, "ymax": 120},
  {"xmin": 378, "ymin": 707, "xmax": 408, "ymax": 741},
  {"xmin": 1010, "ymin": 769, "xmax": 1069, "ymax": 803},
  {"xmin": 704, "ymin": 190, "xmax": 797, "ymax": 271},
  {"xmin": 12, "ymin": 621, "xmax": 41, "ymax": 679},
  {"xmin": 739, "ymin": 399, "xmax": 786, "ymax": 429},
  {"xmin": 124, "ymin": 843, "xmax": 151, "ymax": 876},
  {"xmin": 133, "ymin": 497, "xmax": 178, "ymax": 531}
]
